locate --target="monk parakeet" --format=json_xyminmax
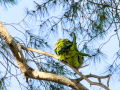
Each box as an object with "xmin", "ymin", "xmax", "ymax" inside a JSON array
[{"xmin": 54, "ymin": 33, "xmax": 89, "ymax": 68}]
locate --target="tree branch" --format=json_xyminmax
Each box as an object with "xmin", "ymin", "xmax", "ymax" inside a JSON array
[
  {"xmin": 75, "ymin": 74, "xmax": 111, "ymax": 82},
  {"xmin": 74, "ymin": 74, "xmax": 111, "ymax": 87},
  {"xmin": 20, "ymin": 42, "xmax": 110, "ymax": 90},
  {"xmin": 71, "ymin": 68, "xmax": 110, "ymax": 90},
  {"xmin": 0, "ymin": 22, "xmax": 88, "ymax": 90}
]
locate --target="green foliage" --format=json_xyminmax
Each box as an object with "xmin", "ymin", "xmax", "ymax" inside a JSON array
[
  {"xmin": 0, "ymin": 78, "xmax": 6, "ymax": 89},
  {"xmin": 0, "ymin": 0, "xmax": 18, "ymax": 7}
]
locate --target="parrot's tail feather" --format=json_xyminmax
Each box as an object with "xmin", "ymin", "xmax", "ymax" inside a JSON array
[{"xmin": 76, "ymin": 52, "xmax": 89, "ymax": 56}]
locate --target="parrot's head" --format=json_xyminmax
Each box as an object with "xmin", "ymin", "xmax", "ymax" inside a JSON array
[{"xmin": 54, "ymin": 39, "xmax": 62, "ymax": 47}]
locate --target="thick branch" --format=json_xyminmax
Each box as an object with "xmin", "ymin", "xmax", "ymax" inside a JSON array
[
  {"xmin": 26, "ymin": 70, "xmax": 79, "ymax": 90},
  {"xmin": 0, "ymin": 22, "xmax": 88, "ymax": 90}
]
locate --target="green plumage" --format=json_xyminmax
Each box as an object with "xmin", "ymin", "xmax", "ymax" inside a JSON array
[{"xmin": 54, "ymin": 33, "xmax": 89, "ymax": 68}]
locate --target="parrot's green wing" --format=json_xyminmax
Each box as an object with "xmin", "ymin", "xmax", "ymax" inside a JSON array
[
  {"xmin": 58, "ymin": 45, "xmax": 71, "ymax": 54},
  {"xmin": 59, "ymin": 33, "xmax": 78, "ymax": 54},
  {"xmin": 78, "ymin": 56, "xmax": 84, "ymax": 67},
  {"xmin": 58, "ymin": 40, "xmax": 72, "ymax": 54},
  {"xmin": 68, "ymin": 33, "xmax": 89, "ymax": 68}
]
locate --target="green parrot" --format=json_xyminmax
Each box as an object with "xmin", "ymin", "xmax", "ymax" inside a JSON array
[{"xmin": 54, "ymin": 33, "xmax": 89, "ymax": 68}]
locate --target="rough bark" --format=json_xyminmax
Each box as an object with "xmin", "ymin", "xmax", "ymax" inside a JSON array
[{"xmin": 0, "ymin": 22, "xmax": 88, "ymax": 90}]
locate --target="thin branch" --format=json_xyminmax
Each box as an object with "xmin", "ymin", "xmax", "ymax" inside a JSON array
[
  {"xmin": 21, "ymin": 45, "xmax": 59, "ymax": 60},
  {"xmin": 107, "ymin": 76, "xmax": 111, "ymax": 87},
  {"xmin": 71, "ymin": 69, "xmax": 110, "ymax": 90},
  {"xmin": 75, "ymin": 74, "xmax": 111, "ymax": 81},
  {"xmin": 99, "ymin": 33, "xmax": 117, "ymax": 50},
  {"xmin": 116, "ymin": 28, "xmax": 120, "ymax": 47}
]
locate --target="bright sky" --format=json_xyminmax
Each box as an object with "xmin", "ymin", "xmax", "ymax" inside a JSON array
[{"xmin": 0, "ymin": 0, "xmax": 120, "ymax": 90}]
